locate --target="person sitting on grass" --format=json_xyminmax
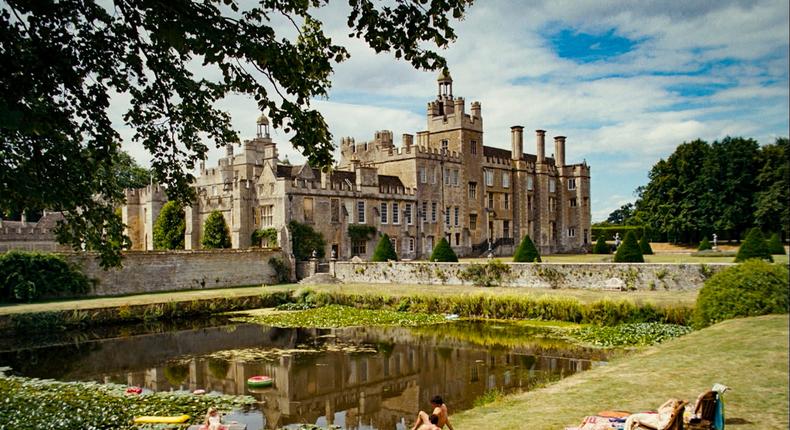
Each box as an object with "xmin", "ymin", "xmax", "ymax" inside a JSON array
[
  {"xmin": 411, "ymin": 395, "xmax": 454, "ymax": 430},
  {"xmin": 415, "ymin": 414, "xmax": 442, "ymax": 430}
]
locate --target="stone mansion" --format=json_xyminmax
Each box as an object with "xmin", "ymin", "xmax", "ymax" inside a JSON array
[{"xmin": 123, "ymin": 72, "xmax": 591, "ymax": 259}]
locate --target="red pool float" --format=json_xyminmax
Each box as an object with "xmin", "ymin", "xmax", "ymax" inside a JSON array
[
  {"xmin": 246, "ymin": 375, "xmax": 273, "ymax": 388},
  {"xmin": 126, "ymin": 386, "xmax": 143, "ymax": 395}
]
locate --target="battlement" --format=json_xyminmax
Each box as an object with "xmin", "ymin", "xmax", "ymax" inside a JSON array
[
  {"xmin": 426, "ymin": 97, "xmax": 482, "ymax": 132},
  {"xmin": 124, "ymin": 183, "xmax": 166, "ymax": 205}
]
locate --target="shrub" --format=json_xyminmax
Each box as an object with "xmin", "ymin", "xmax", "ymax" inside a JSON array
[
  {"xmin": 288, "ymin": 221, "xmax": 326, "ymax": 260},
  {"xmin": 698, "ymin": 237, "xmax": 712, "ymax": 251},
  {"xmin": 614, "ymin": 231, "xmax": 644, "ymax": 263},
  {"xmin": 735, "ymin": 228, "xmax": 773, "ymax": 262},
  {"xmin": 430, "ymin": 238, "xmax": 457, "ymax": 262},
  {"xmin": 348, "ymin": 225, "xmax": 377, "ymax": 242},
  {"xmin": 267, "ymin": 257, "xmax": 290, "ymax": 283},
  {"xmin": 459, "ymin": 260, "xmax": 512, "ymax": 287},
  {"xmin": 371, "ymin": 234, "xmax": 398, "ymax": 262},
  {"xmin": 513, "ymin": 235, "xmax": 541, "ymax": 262},
  {"xmin": 153, "ymin": 201, "xmax": 185, "ymax": 250},
  {"xmin": 251, "ymin": 228, "xmax": 278, "ymax": 247},
  {"xmin": 767, "ymin": 233, "xmax": 786, "ymax": 255},
  {"xmin": 592, "ymin": 236, "xmax": 609, "ymax": 254},
  {"xmin": 638, "ymin": 235, "xmax": 653, "ymax": 255},
  {"xmin": 694, "ymin": 260, "xmax": 789, "ymax": 327},
  {"xmin": 0, "ymin": 252, "xmax": 91, "ymax": 303},
  {"xmin": 201, "ymin": 211, "xmax": 231, "ymax": 249}
]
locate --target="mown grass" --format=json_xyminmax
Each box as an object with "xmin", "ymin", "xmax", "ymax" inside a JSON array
[{"xmin": 452, "ymin": 314, "xmax": 790, "ymax": 430}]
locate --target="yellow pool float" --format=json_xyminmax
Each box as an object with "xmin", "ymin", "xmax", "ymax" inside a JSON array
[{"xmin": 133, "ymin": 414, "xmax": 190, "ymax": 424}]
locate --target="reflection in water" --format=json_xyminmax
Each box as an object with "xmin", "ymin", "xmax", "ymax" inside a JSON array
[{"xmin": 0, "ymin": 320, "xmax": 608, "ymax": 430}]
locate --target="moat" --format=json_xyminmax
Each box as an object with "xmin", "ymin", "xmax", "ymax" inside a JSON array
[{"xmin": 0, "ymin": 318, "xmax": 610, "ymax": 430}]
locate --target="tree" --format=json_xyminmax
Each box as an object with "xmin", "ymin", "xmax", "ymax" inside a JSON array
[
  {"xmin": 698, "ymin": 237, "xmax": 712, "ymax": 251},
  {"xmin": 638, "ymin": 234, "xmax": 653, "ymax": 255},
  {"xmin": 115, "ymin": 150, "xmax": 152, "ymax": 190},
  {"xmin": 735, "ymin": 228, "xmax": 773, "ymax": 262},
  {"xmin": 606, "ymin": 203, "xmax": 634, "ymax": 225},
  {"xmin": 430, "ymin": 238, "xmax": 457, "ymax": 262},
  {"xmin": 201, "ymin": 211, "xmax": 231, "ymax": 249},
  {"xmin": 153, "ymin": 201, "xmax": 185, "ymax": 250},
  {"xmin": 592, "ymin": 236, "xmax": 610, "ymax": 254},
  {"xmin": 513, "ymin": 235, "xmax": 541, "ymax": 262},
  {"xmin": 766, "ymin": 233, "xmax": 786, "ymax": 255},
  {"xmin": 614, "ymin": 231, "xmax": 644, "ymax": 263},
  {"xmin": 1, "ymin": 1, "xmax": 472, "ymax": 267},
  {"xmin": 371, "ymin": 234, "xmax": 398, "ymax": 262},
  {"xmin": 753, "ymin": 138, "xmax": 790, "ymax": 237}
]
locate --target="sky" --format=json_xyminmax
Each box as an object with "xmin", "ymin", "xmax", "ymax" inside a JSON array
[{"xmin": 116, "ymin": 0, "xmax": 790, "ymax": 222}]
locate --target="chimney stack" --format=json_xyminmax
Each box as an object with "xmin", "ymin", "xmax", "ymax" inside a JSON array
[
  {"xmin": 510, "ymin": 126, "xmax": 524, "ymax": 161},
  {"xmin": 554, "ymin": 136, "xmax": 566, "ymax": 167},
  {"xmin": 536, "ymin": 130, "xmax": 546, "ymax": 163}
]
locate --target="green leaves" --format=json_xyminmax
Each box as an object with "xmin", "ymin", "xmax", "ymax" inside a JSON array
[
  {"xmin": 371, "ymin": 233, "xmax": 398, "ymax": 261},
  {"xmin": 2, "ymin": 0, "xmax": 472, "ymax": 267},
  {"xmin": 513, "ymin": 234, "xmax": 541, "ymax": 262},
  {"xmin": 571, "ymin": 323, "xmax": 692, "ymax": 347},
  {"xmin": 0, "ymin": 373, "xmax": 254, "ymax": 430}
]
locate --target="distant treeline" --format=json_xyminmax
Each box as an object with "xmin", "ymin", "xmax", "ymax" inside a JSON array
[{"xmin": 606, "ymin": 137, "xmax": 789, "ymax": 243}]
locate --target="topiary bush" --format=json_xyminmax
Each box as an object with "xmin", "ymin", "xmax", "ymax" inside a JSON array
[
  {"xmin": 513, "ymin": 235, "xmax": 541, "ymax": 262},
  {"xmin": 430, "ymin": 238, "xmax": 457, "ymax": 262},
  {"xmin": 0, "ymin": 252, "xmax": 91, "ymax": 303},
  {"xmin": 694, "ymin": 260, "xmax": 789, "ymax": 328},
  {"xmin": 201, "ymin": 210, "xmax": 231, "ymax": 249},
  {"xmin": 735, "ymin": 228, "xmax": 773, "ymax": 262},
  {"xmin": 638, "ymin": 235, "xmax": 653, "ymax": 255},
  {"xmin": 371, "ymin": 234, "xmax": 398, "ymax": 262},
  {"xmin": 592, "ymin": 236, "xmax": 610, "ymax": 254},
  {"xmin": 153, "ymin": 201, "xmax": 185, "ymax": 250},
  {"xmin": 766, "ymin": 233, "xmax": 786, "ymax": 255},
  {"xmin": 698, "ymin": 237, "xmax": 712, "ymax": 251},
  {"xmin": 614, "ymin": 231, "xmax": 644, "ymax": 263},
  {"xmin": 288, "ymin": 221, "xmax": 326, "ymax": 260}
]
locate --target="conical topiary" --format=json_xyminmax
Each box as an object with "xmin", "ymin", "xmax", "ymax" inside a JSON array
[
  {"xmin": 592, "ymin": 236, "xmax": 610, "ymax": 254},
  {"xmin": 698, "ymin": 237, "xmax": 712, "ymax": 251},
  {"xmin": 735, "ymin": 228, "xmax": 773, "ymax": 262},
  {"xmin": 202, "ymin": 210, "xmax": 231, "ymax": 249},
  {"xmin": 430, "ymin": 237, "xmax": 458, "ymax": 262},
  {"xmin": 371, "ymin": 233, "xmax": 398, "ymax": 262},
  {"xmin": 638, "ymin": 234, "xmax": 653, "ymax": 255},
  {"xmin": 766, "ymin": 233, "xmax": 786, "ymax": 255},
  {"xmin": 513, "ymin": 235, "xmax": 541, "ymax": 262},
  {"xmin": 614, "ymin": 231, "xmax": 644, "ymax": 262}
]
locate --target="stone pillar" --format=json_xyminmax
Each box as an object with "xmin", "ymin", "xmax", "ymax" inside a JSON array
[
  {"xmin": 536, "ymin": 130, "xmax": 546, "ymax": 164},
  {"xmin": 471, "ymin": 101, "xmax": 481, "ymax": 119},
  {"xmin": 554, "ymin": 136, "xmax": 566, "ymax": 167}
]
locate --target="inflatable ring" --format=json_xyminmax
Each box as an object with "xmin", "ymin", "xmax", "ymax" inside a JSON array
[
  {"xmin": 192, "ymin": 389, "xmax": 206, "ymax": 395},
  {"xmin": 246, "ymin": 375, "xmax": 273, "ymax": 388},
  {"xmin": 126, "ymin": 386, "xmax": 142, "ymax": 395}
]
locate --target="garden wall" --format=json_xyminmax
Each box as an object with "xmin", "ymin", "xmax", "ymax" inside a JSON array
[
  {"xmin": 332, "ymin": 261, "xmax": 734, "ymax": 291},
  {"xmin": 68, "ymin": 249, "xmax": 287, "ymax": 296}
]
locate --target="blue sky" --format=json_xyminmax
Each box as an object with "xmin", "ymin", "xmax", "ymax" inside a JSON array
[{"xmin": 117, "ymin": 0, "xmax": 789, "ymax": 221}]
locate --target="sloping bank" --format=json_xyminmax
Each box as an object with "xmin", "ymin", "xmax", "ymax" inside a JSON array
[
  {"xmin": 0, "ymin": 288, "xmax": 694, "ymax": 335},
  {"xmin": 452, "ymin": 314, "xmax": 789, "ymax": 430}
]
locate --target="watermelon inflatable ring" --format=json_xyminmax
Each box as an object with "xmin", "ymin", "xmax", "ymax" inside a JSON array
[
  {"xmin": 246, "ymin": 375, "xmax": 273, "ymax": 388},
  {"xmin": 126, "ymin": 386, "xmax": 143, "ymax": 395}
]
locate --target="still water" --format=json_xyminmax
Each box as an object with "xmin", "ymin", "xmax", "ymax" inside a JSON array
[{"xmin": 0, "ymin": 318, "xmax": 609, "ymax": 430}]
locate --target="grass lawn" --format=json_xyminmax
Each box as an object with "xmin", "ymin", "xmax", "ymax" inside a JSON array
[
  {"xmin": 452, "ymin": 314, "xmax": 790, "ymax": 430},
  {"xmin": 289, "ymin": 283, "xmax": 698, "ymax": 307}
]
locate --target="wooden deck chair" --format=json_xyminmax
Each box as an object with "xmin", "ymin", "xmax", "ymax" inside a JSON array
[
  {"xmin": 633, "ymin": 400, "xmax": 688, "ymax": 430},
  {"xmin": 686, "ymin": 390, "xmax": 717, "ymax": 430}
]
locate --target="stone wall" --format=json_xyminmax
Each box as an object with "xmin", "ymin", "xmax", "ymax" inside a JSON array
[
  {"xmin": 68, "ymin": 249, "xmax": 287, "ymax": 297},
  {"xmin": 332, "ymin": 261, "xmax": 733, "ymax": 291}
]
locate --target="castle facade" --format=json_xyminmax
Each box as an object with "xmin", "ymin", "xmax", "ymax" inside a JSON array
[{"xmin": 124, "ymin": 73, "xmax": 591, "ymax": 259}]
